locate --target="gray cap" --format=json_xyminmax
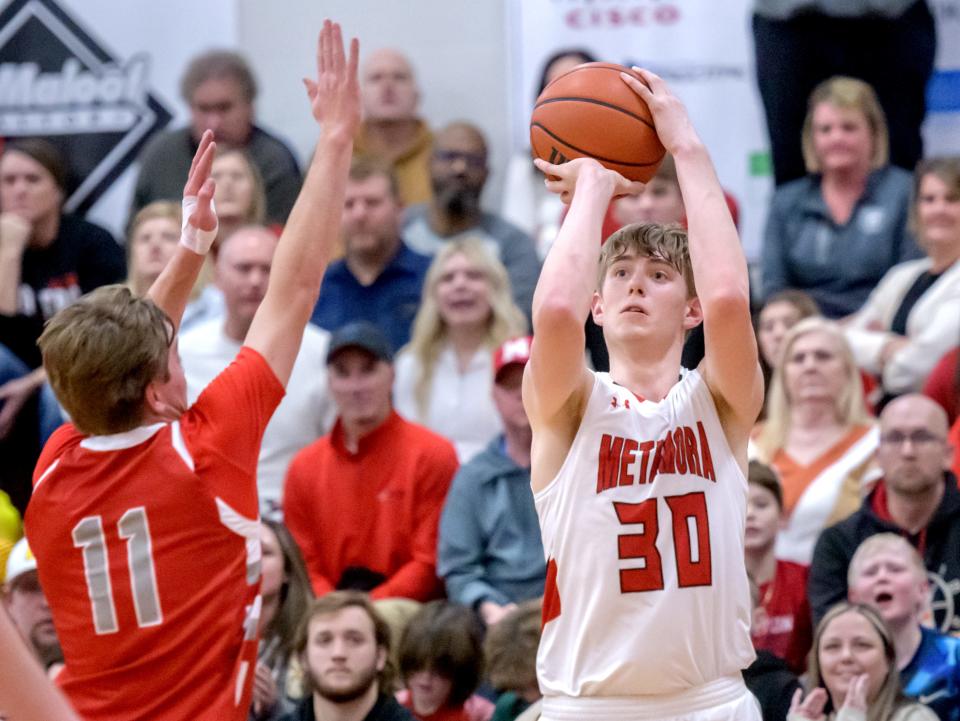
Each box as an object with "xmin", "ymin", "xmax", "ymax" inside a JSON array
[{"xmin": 326, "ymin": 321, "xmax": 393, "ymax": 364}]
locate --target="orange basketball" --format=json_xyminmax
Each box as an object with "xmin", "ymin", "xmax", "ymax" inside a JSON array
[{"xmin": 530, "ymin": 62, "xmax": 665, "ymax": 182}]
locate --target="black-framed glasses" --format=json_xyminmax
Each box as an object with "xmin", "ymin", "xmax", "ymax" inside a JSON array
[{"xmin": 879, "ymin": 430, "xmax": 944, "ymax": 447}]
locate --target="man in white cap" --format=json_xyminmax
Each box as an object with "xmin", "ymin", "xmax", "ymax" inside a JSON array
[{"xmin": 3, "ymin": 537, "xmax": 60, "ymax": 667}]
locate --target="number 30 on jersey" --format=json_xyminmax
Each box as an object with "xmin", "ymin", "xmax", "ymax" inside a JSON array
[{"xmin": 614, "ymin": 491, "xmax": 712, "ymax": 593}]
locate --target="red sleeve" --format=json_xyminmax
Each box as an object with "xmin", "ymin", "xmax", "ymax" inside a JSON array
[
  {"xmin": 32, "ymin": 424, "xmax": 82, "ymax": 486},
  {"xmin": 282, "ymin": 447, "xmax": 335, "ymax": 596},
  {"xmin": 924, "ymin": 348, "xmax": 959, "ymax": 425},
  {"xmin": 784, "ymin": 565, "xmax": 813, "ymax": 675},
  {"xmin": 180, "ymin": 346, "xmax": 285, "ymax": 497},
  {"xmin": 371, "ymin": 437, "xmax": 458, "ymax": 601}
]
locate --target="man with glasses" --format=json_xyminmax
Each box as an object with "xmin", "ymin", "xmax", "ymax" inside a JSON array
[
  {"xmin": 808, "ymin": 394, "xmax": 960, "ymax": 634},
  {"xmin": 402, "ymin": 122, "xmax": 540, "ymax": 319}
]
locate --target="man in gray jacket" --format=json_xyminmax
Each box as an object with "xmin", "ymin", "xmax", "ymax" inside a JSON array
[
  {"xmin": 402, "ymin": 123, "xmax": 540, "ymax": 320},
  {"xmin": 437, "ymin": 336, "xmax": 545, "ymax": 626}
]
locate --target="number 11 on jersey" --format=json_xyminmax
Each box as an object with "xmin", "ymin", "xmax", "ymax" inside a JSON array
[{"xmin": 72, "ymin": 507, "xmax": 163, "ymax": 635}]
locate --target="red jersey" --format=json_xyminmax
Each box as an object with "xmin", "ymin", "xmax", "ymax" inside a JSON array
[
  {"xmin": 283, "ymin": 411, "xmax": 457, "ymax": 601},
  {"xmin": 25, "ymin": 347, "xmax": 284, "ymax": 721},
  {"xmin": 751, "ymin": 559, "xmax": 813, "ymax": 674}
]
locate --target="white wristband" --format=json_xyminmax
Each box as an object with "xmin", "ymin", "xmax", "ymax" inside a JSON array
[{"xmin": 180, "ymin": 195, "xmax": 218, "ymax": 255}]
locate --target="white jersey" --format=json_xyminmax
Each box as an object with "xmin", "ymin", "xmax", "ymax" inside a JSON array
[{"xmin": 534, "ymin": 369, "xmax": 755, "ymax": 700}]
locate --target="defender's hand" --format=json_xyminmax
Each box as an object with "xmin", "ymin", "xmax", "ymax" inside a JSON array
[
  {"xmin": 303, "ymin": 19, "xmax": 360, "ymax": 140},
  {"xmin": 182, "ymin": 129, "xmax": 217, "ymax": 235}
]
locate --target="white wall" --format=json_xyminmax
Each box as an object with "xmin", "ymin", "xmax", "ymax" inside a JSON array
[{"xmin": 237, "ymin": 0, "xmax": 511, "ymax": 209}]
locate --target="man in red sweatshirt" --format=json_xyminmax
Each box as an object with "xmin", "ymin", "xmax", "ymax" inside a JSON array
[{"xmin": 283, "ymin": 321, "xmax": 458, "ymax": 600}]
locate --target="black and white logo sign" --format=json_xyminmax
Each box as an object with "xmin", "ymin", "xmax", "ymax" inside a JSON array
[{"xmin": 0, "ymin": 0, "xmax": 172, "ymax": 214}]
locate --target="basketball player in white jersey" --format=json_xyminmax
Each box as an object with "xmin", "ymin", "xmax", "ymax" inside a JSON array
[{"xmin": 523, "ymin": 69, "xmax": 764, "ymax": 720}]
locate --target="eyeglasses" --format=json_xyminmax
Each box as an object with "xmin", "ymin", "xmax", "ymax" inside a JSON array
[
  {"xmin": 879, "ymin": 430, "xmax": 944, "ymax": 447},
  {"xmin": 433, "ymin": 150, "xmax": 486, "ymax": 169}
]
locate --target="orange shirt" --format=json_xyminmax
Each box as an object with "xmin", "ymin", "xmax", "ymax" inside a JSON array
[
  {"xmin": 283, "ymin": 411, "xmax": 457, "ymax": 601},
  {"xmin": 25, "ymin": 348, "xmax": 284, "ymax": 721},
  {"xmin": 772, "ymin": 424, "xmax": 874, "ymax": 519}
]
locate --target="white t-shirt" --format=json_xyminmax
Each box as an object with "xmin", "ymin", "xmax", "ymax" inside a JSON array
[
  {"xmin": 535, "ymin": 369, "xmax": 755, "ymax": 701},
  {"xmin": 179, "ymin": 319, "xmax": 336, "ymax": 510},
  {"xmin": 393, "ymin": 343, "xmax": 502, "ymax": 463}
]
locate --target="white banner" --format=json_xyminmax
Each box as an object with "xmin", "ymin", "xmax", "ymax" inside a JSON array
[
  {"xmin": 925, "ymin": 0, "xmax": 960, "ymax": 156},
  {"xmin": 506, "ymin": 0, "xmax": 960, "ymax": 261},
  {"xmin": 506, "ymin": 0, "xmax": 771, "ymax": 259}
]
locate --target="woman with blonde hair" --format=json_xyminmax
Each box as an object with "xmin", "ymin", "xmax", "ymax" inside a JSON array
[
  {"xmin": 789, "ymin": 602, "xmax": 936, "ymax": 721},
  {"xmin": 394, "ymin": 238, "xmax": 526, "ymax": 462},
  {"xmin": 762, "ymin": 76, "xmax": 920, "ymax": 318},
  {"xmin": 753, "ymin": 317, "xmax": 878, "ymax": 564},
  {"xmin": 125, "ymin": 201, "xmax": 181, "ymax": 296}
]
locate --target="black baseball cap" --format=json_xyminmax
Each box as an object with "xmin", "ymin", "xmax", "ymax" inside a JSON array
[{"xmin": 326, "ymin": 321, "xmax": 393, "ymax": 364}]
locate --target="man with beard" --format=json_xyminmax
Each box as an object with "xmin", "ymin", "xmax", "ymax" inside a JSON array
[
  {"xmin": 402, "ymin": 122, "xmax": 540, "ymax": 319},
  {"xmin": 2, "ymin": 538, "xmax": 61, "ymax": 668},
  {"xmin": 280, "ymin": 592, "xmax": 413, "ymax": 721},
  {"xmin": 311, "ymin": 157, "xmax": 431, "ymax": 353},
  {"xmin": 809, "ymin": 394, "xmax": 960, "ymax": 634}
]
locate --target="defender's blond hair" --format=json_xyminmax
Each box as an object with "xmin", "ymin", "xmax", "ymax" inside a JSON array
[
  {"xmin": 597, "ymin": 222, "xmax": 696, "ymax": 298},
  {"xmin": 38, "ymin": 285, "xmax": 173, "ymax": 436}
]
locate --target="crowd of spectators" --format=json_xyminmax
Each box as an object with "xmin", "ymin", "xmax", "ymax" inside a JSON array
[{"xmin": 3, "ymin": 11, "xmax": 960, "ymax": 720}]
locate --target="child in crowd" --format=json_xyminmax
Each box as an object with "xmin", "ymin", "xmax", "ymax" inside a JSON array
[
  {"xmin": 483, "ymin": 600, "xmax": 542, "ymax": 721},
  {"xmin": 746, "ymin": 460, "xmax": 813, "ymax": 674},
  {"xmin": 848, "ymin": 534, "xmax": 960, "ymax": 721},
  {"xmin": 396, "ymin": 601, "xmax": 493, "ymax": 721}
]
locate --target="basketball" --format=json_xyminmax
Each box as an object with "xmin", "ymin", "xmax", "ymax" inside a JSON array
[{"xmin": 530, "ymin": 62, "xmax": 665, "ymax": 183}]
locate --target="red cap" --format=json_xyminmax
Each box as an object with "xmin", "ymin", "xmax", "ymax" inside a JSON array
[{"xmin": 493, "ymin": 336, "xmax": 533, "ymax": 382}]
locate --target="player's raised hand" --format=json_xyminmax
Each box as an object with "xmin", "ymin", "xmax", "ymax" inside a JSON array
[
  {"xmin": 303, "ymin": 19, "xmax": 360, "ymax": 140},
  {"xmin": 620, "ymin": 68, "xmax": 699, "ymax": 156},
  {"xmin": 182, "ymin": 129, "xmax": 217, "ymax": 234},
  {"xmin": 788, "ymin": 687, "xmax": 828, "ymax": 720},
  {"xmin": 534, "ymin": 156, "xmax": 642, "ymax": 205}
]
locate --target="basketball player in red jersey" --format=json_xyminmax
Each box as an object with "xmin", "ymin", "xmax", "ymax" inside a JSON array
[
  {"xmin": 22, "ymin": 21, "xmax": 359, "ymax": 721},
  {"xmin": 523, "ymin": 69, "xmax": 764, "ymax": 720}
]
